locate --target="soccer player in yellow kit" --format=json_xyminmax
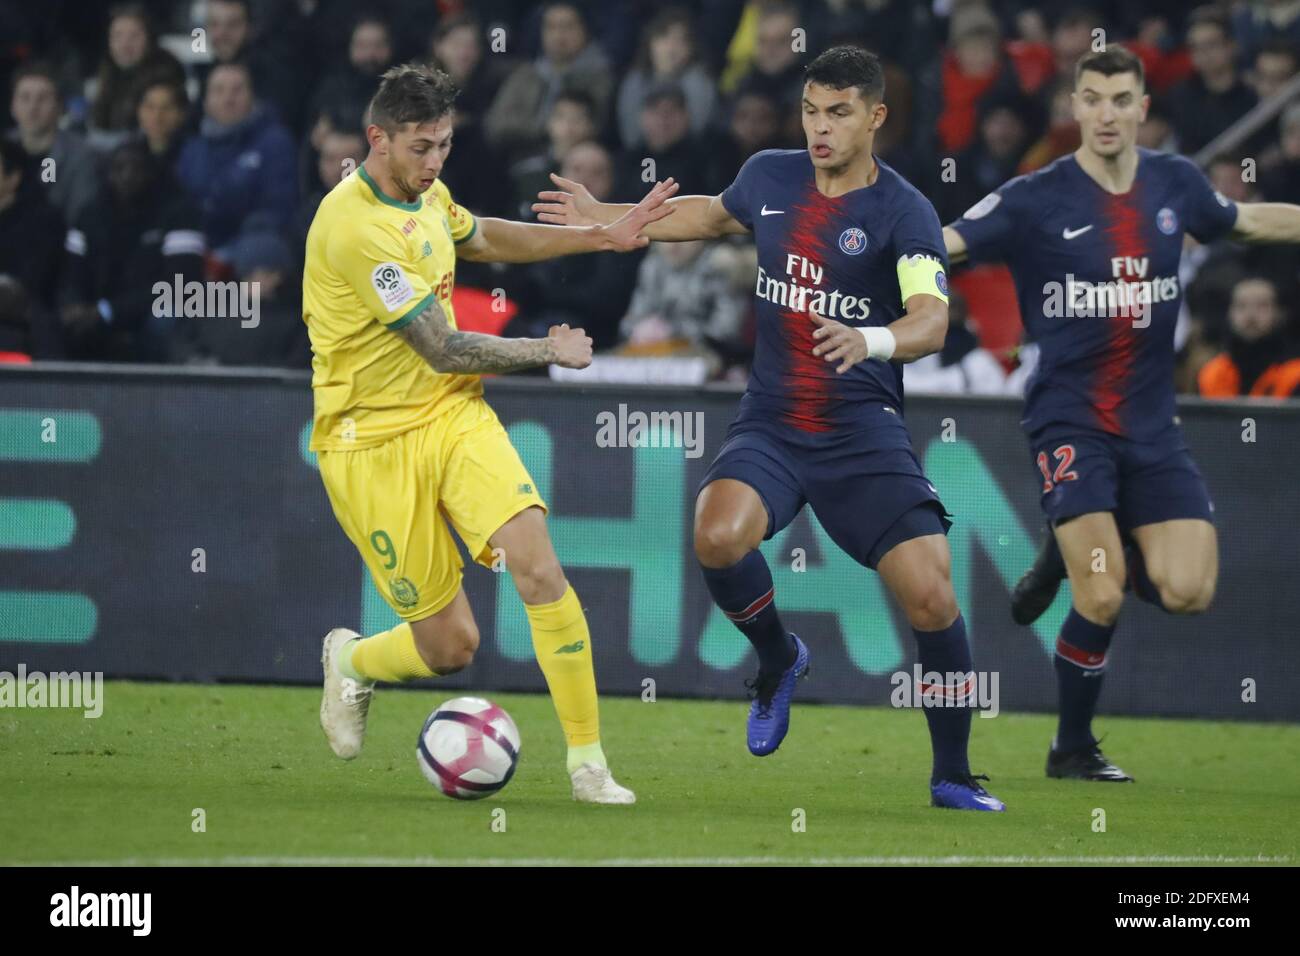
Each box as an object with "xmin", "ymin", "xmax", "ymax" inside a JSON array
[{"xmin": 304, "ymin": 63, "xmax": 676, "ymax": 803}]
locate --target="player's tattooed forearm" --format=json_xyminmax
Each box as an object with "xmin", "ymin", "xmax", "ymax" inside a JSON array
[
  {"xmin": 395, "ymin": 301, "xmax": 553, "ymax": 374},
  {"xmin": 437, "ymin": 329, "xmax": 553, "ymax": 374}
]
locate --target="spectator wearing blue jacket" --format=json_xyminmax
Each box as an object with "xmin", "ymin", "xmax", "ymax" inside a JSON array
[{"xmin": 176, "ymin": 62, "xmax": 297, "ymax": 249}]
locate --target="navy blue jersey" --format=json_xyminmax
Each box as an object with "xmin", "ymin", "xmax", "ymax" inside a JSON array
[
  {"xmin": 722, "ymin": 149, "xmax": 948, "ymax": 433},
  {"xmin": 951, "ymin": 149, "xmax": 1238, "ymax": 440}
]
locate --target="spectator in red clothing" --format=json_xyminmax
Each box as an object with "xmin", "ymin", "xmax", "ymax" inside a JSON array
[
  {"xmin": 1019, "ymin": 79, "xmax": 1081, "ymax": 171},
  {"xmin": 938, "ymin": 89, "xmax": 1041, "ymax": 224},
  {"xmin": 937, "ymin": 5, "xmax": 1023, "ymax": 154}
]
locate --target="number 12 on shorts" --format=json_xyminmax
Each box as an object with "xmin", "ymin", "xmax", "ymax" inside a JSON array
[{"xmin": 1037, "ymin": 444, "xmax": 1079, "ymax": 493}]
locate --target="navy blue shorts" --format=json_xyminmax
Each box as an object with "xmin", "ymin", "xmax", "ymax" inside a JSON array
[
  {"xmin": 1027, "ymin": 424, "xmax": 1214, "ymax": 530},
  {"xmin": 700, "ymin": 404, "xmax": 951, "ymax": 569}
]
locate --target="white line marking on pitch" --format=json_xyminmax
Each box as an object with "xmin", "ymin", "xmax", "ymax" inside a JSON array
[{"xmin": 12, "ymin": 854, "xmax": 1291, "ymax": 867}]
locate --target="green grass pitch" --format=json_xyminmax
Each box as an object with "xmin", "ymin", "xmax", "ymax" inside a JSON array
[{"xmin": 2, "ymin": 681, "xmax": 1295, "ymax": 866}]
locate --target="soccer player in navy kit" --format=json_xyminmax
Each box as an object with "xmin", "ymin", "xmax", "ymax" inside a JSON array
[
  {"xmin": 945, "ymin": 47, "xmax": 1300, "ymax": 781},
  {"xmin": 536, "ymin": 47, "xmax": 1005, "ymax": 811}
]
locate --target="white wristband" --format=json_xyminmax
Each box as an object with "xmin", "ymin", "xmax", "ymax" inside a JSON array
[{"xmin": 858, "ymin": 326, "xmax": 896, "ymax": 361}]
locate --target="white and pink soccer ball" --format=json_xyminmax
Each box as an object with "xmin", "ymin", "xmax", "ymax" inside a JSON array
[{"xmin": 416, "ymin": 697, "xmax": 521, "ymax": 799}]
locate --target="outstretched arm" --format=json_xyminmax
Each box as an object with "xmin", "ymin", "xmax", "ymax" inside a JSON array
[
  {"xmin": 1230, "ymin": 202, "xmax": 1300, "ymax": 243},
  {"xmin": 533, "ymin": 174, "xmax": 750, "ymax": 240},
  {"xmin": 457, "ymin": 178, "xmax": 680, "ymax": 263},
  {"xmin": 392, "ymin": 298, "xmax": 592, "ymax": 374}
]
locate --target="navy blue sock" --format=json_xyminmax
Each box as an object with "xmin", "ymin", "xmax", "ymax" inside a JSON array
[
  {"xmin": 913, "ymin": 615, "xmax": 974, "ymax": 783},
  {"xmin": 700, "ymin": 550, "xmax": 794, "ymax": 677},
  {"xmin": 1053, "ymin": 610, "xmax": 1116, "ymax": 751}
]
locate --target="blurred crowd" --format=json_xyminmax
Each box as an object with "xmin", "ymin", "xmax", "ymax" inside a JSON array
[{"xmin": 1, "ymin": 0, "xmax": 1300, "ymax": 398}]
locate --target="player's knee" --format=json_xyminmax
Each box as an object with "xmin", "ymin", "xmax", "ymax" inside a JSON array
[
  {"xmin": 1075, "ymin": 579, "xmax": 1124, "ymax": 624},
  {"xmin": 693, "ymin": 515, "xmax": 755, "ymax": 568},
  {"xmin": 510, "ymin": 555, "xmax": 566, "ymax": 606},
  {"xmin": 1159, "ymin": 574, "xmax": 1215, "ymax": 615},
  {"xmin": 904, "ymin": 577, "xmax": 959, "ymax": 632},
  {"xmin": 420, "ymin": 621, "xmax": 480, "ymax": 675}
]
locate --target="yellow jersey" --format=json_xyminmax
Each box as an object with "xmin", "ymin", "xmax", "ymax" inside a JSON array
[{"xmin": 303, "ymin": 165, "xmax": 480, "ymax": 451}]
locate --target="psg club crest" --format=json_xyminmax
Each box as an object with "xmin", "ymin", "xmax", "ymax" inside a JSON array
[
  {"xmin": 1156, "ymin": 207, "xmax": 1178, "ymax": 235},
  {"xmin": 838, "ymin": 227, "xmax": 867, "ymax": 255},
  {"xmin": 936, "ymin": 271, "xmax": 949, "ymax": 296}
]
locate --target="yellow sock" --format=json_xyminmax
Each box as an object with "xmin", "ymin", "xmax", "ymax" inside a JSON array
[
  {"xmin": 525, "ymin": 585, "xmax": 601, "ymax": 757},
  {"xmin": 347, "ymin": 623, "xmax": 434, "ymax": 683}
]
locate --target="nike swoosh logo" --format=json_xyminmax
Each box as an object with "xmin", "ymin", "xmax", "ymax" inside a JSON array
[
  {"xmin": 760, "ymin": 205, "xmax": 784, "ymax": 216},
  {"xmin": 554, "ymin": 640, "xmax": 585, "ymax": 654},
  {"xmin": 1062, "ymin": 225, "xmax": 1093, "ymax": 239}
]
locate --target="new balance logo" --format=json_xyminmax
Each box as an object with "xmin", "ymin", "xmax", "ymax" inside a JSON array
[
  {"xmin": 554, "ymin": 640, "xmax": 585, "ymax": 654},
  {"xmin": 760, "ymin": 205, "xmax": 784, "ymax": 216},
  {"xmin": 1062, "ymin": 225, "xmax": 1093, "ymax": 240}
]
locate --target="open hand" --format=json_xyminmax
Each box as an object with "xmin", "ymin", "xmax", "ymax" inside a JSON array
[
  {"xmin": 810, "ymin": 310, "xmax": 868, "ymax": 374},
  {"xmin": 598, "ymin": 178, "xmax": 679, "ymax": 251},
  {"xmin": 533, "ymin": 173, "xmax": 601, "ymax": 227}
]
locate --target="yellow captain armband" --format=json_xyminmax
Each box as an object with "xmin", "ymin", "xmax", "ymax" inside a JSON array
[{"xmin": 896, "ymin": 253, "xmax": 950, "ymax": 304}]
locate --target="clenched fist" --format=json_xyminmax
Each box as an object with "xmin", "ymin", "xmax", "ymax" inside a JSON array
[{"xmin": 547, "ymin": 323, "xmax": 593, "ymax": 369}]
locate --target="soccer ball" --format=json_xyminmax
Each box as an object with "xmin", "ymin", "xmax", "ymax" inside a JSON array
[{"xmin": 416, "ymin": 697, "xmax": 520, "ymax": 800}]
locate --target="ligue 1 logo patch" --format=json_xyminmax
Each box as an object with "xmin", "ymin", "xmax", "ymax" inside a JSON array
[
  {"xmin": 839, "ymin": 227, "xmax": 867, "ymax": 255},
  {"xmin": 1156, "ymin": 207, "xmax": 1178, "ymax": 235}
]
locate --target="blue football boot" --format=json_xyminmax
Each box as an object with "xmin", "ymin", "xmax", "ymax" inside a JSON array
[
  {"xmin": 930, "ymin": 773, "xmax": 1007, "ymax": 811},
  {"xmin": 745, "ymin": 634, "xmax": 810, "ymax": 756}
]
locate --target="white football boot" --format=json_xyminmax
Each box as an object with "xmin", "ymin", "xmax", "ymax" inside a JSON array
[
  {"xmin": 570, "ymin": 763, "xmax": 636, "ymax": 805},
  {"xmin": 320, "ymin": 628, "xmax": 374, "ymax": 760}
]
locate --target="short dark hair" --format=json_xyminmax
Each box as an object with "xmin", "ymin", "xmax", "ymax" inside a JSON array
[
  {"xmin": 368, "ymin": 62, "xmax": 459, "ymax": 135},
  {"xmin": 209, "ymin": 59, "xmax": 255, "ymax": 93},
  {"xmin": 433, "ymin": 12, "xmax": 478, "ymax": 43},
  {"xmin": 137, "ymin": 76, "xmax": 188, "ymax": 110},
  {"xmin": 1075, "ymin": 44, "xmax": 1145, "ymax": 89},
  {"xmin": 1256, "ymin": 38, "xmax": 1299, "ymax": 64},
  {"xmin": 351, "ymin": 14, "xmax": 390, "ymax": 40},
  {"xmin": 11, "ymin": 61, "xmax": 61, "ymax": 99},
  {"xmin": 803, "ymin": 45, "xmax": 885, "ymax": 104},
  {"xmin": 1187, "ymin": 5, "xmax": 1232, "ymax": 41},
  {"xmin": 554, "ymin": 88, "xmax": 596, "ymax": 117}
]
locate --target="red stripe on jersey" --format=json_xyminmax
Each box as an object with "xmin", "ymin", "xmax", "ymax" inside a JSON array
[
  {"xmin": 778, "ymin": 186, "xmax": 839, "ymax": 432},
  {"xmin": 1055, "ymin": 636, "xmax": 1107, "ymax": 669},
  {"xmin": 1093, "ymin": 191, "xmax": 1144, "ymax": 434}
]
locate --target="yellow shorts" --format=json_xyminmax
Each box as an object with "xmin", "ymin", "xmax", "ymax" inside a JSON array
[{"xmin": 317, "ymin": 397, "xmax": 546, "ymax": 620}]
